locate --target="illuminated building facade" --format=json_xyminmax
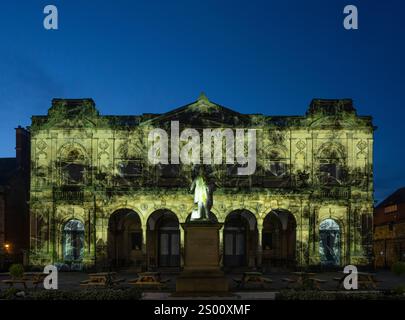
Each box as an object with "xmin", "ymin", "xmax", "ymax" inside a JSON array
[{"xmin": 28, "ymin": 95, "xmax": 374, "ymax": 270}]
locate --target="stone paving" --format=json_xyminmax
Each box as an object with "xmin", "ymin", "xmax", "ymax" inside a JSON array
[{"xmin": 0, "ymin": 270, "xmax": 403, "ymax": 293}]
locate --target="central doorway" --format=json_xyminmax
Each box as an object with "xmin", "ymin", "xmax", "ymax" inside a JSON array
[
  {"xmin": 108, "ymin": 209, "xmax": 143, "ymax": 268},
  {"xmin": 158, "ymin": 215, "xmax": 180, "ymax": 267},
  {"xmin": 262, "ymin": 210, "xmax": 296, "ymax": 268}
]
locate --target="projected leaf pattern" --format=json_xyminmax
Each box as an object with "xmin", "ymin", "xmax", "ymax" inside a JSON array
[
  {"xmin": 63, "ymin": 219, "xmax": 85, "ymax": 261},
  {"xmin": 319, "ymin": 219, "xmax": 340, "ymax": 266}
]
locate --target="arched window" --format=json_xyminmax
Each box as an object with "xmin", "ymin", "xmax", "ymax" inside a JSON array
[
  {"xmin": 60, "ymin": 147, "xmax": 87, "ymax": 185},
  {"xmin": 63, "ymin": 219, "xmax": 85, "ymax": 261},
  {"xmin": 319, "ymin": 219, "xmax": 341, "ymax": 266},
  {"xmin": 317, "ymin": 144, "xmax": 345, "ymax": 185}
]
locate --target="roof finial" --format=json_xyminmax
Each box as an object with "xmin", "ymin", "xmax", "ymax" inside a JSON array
[{"xmin": 198, "ymin": 92, "xmax": 209, "ymax": 102}]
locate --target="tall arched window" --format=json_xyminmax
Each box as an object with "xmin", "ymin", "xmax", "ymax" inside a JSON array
[
  {"xmin": 319, "ymin": 219, "xmax": 341, "ymax": 266},
  {"xmin": 60, "ymin": 147, "xmax": 87, "ymax": 185},
  {"xmin": 317, "ymin": 143, "xmax": 345, "ymax": 185},
  {"xmin": 63, "ymin": 219, "xmax": 85, "ymax": 261}
]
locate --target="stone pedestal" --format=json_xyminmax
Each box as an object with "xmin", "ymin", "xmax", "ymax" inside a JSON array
[{"xmin": 175, "ymin": 222, "xmax": 229, "ymax": 294}]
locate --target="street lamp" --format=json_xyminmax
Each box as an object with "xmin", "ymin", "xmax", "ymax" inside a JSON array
[{"xmin": 4, "ymin": 243, "xmax": 11, "ymax": 253}]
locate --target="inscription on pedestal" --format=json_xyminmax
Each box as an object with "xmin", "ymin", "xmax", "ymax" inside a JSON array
[
  {"xmin": 176, "ymin": 222, "xmax": 229, "ymax": 294},
  {"xmin": 186, "ymin": 230, "xmax": 219, "ymax": 269}
]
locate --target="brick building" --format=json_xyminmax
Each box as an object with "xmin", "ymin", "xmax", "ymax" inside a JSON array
[
  {"xmin": 374, "ymin": 188, "xmax": 405, "ymax": 268},
  {"xmin": 0, "ymin": 127, "xmax": 30, "ymax": 269}
]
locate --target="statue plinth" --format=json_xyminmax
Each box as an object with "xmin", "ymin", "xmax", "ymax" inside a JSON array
[{"xmin": 175, "ymin": 222, "xmax": 229, "ymax": 294}]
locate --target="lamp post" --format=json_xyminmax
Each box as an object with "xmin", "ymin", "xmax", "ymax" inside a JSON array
[{"xmin": 4, "ymin": 243, "xmax": 11, "ymax": 254}]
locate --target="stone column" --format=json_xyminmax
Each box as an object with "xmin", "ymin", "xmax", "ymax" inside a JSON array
[
  {"xmin": 95, "ymin": 215, "xmax": 109, "ymax": 269},
  {"xmin": 309, "ymin": 206, "xmax": 320, "ymax": 266},
  {"xmin": 257, "ymin": 221, "xmax": 263, "ymax": 269},
  {"xmin": 219, "ymin": 227, "xmax": 224, "ymax": 267},
  {"xmin": 142, "ymin": 228, "xmax": 147, "ymax": 254},
  {"xmin": 180, "ymin": 226, "xmax": 185, "ymax": 268},
  {"xmin": 142, "ymin": 221, "xmax": 148, "ymax": 270}
]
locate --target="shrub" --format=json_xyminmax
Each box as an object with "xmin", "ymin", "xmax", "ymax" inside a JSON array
[
  {"xmin": 276, "ymin": 290, "xmax": 385, "ymax": 300},
  {"xmin": 9, "ymin": 264, "xmax": 24, "ymax": 279},
  {"xmin": 391, "ymin": 261, "xmax": 405, "ymax": 276},
  {"xmin": 392, "ymin": 285, "xmax": 405, "ymax": 295},
  {"xmin": 0, "ymin": 287, "xmax": 20, "ymax": 300}
]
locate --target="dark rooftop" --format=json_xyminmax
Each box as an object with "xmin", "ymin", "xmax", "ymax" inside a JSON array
[{"xmin": 376, "ymin": 187, "xmax": 405, "ymax": 208}]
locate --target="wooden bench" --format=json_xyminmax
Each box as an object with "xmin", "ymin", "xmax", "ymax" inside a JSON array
[
  {"xmin": 333, "ymin": 277, "xmax": 344, "ymax": 289},
  {"xmin": 128, "ymin": 272, "xmax": 170, "ymax": 289},
  {"xmin": 232, "ymin": 278, "xmax": 243, "ymax": 289},
  {"xmin": 2, "ymin": 279, "xmax": 29, "ymax": 289},
  {"xmin": 111, "ymin": 278, "xmax": 126, "ymax": 285},
  {"xmin": 334, "ymin": 273, "xmax": 379, "ymax": 290},
  {"xmin": 26, "ymin": 273, "xmax": 48, "ymax": 289},
  {"xmin": 233, "ymin": 272, "xmax": 272, "ymax": 289},
  {"xmin": 2, "ymin": 273, "xmax": 48, "ymax": 290},
  {"xmin": 80, "ymin": 273, "xmax": 125, "ymax": 288},
  {"xmin": 308, "ymin": 278, "xmax": 327, "ymax": 290},
  {"xmin": 281, "ymin": 278, "xmax": 298, "ymax": 289}
]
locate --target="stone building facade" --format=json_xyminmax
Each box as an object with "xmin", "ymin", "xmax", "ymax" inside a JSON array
[{"xmin": 28, "ymin": 95, "xmax": 374, "ymax": 271}]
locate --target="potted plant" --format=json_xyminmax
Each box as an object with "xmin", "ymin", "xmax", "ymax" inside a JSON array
[{"xmin": 9, "ymin": 263, "xmax": 24, "ymax": 279}]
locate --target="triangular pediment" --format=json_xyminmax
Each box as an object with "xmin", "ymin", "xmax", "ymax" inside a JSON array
[{"xmin": 142, "ymin": 93, "xmax": 251, "ymax": 128}]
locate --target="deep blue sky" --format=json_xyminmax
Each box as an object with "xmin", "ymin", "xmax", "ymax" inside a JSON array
[{"xmin": 0, "ymin": 0, "xmax": 404, "ymax": 202}]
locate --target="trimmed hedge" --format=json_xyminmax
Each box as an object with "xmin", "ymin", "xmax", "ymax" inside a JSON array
[
  {"xmin": 0, "ymin": 288, "xmax": 142, "ymax": 300},
  {"xmin": 276, "ymin": 290, "xmax": 405, "ymax": 300}
]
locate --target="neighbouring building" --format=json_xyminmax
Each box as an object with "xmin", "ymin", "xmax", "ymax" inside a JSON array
[
  {"xmin": 28, "ymin": 94, "xmax": 374, "ymax": 271},
  {"xmin": 374, "ymin": 188, "xmax": 405, "ymax": 268},
  {"xmin": 0, "ymin": 127, "xmax": 30, "ymax": 269}
]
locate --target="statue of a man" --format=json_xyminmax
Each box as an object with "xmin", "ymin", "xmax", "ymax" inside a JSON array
[{"xmin": 190, "ymin": 167, "xmax": 211, "ymax": 221}]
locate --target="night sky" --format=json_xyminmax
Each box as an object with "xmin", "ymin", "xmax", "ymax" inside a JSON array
[{"xmin": 0, "ymin": 0, "xmax": 404, "ymax": 203}]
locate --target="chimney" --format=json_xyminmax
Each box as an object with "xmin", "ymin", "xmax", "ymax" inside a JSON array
[{"xmin": 15, "ymin": 126, "xmax": 30, "ymax": 170}]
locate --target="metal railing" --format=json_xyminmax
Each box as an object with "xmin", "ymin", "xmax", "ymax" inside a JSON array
[{"xmin": 53, "ymin": 187, "xmax": 84, "ymax": 202}]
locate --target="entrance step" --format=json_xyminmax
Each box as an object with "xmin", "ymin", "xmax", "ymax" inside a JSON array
[
  {"xmin": 223, "ymin": 267, "xmax": 255, "ymax": 274},
  {"xmin": 157, "ymin": 267, "xmax": 181, "ymax": 274}
]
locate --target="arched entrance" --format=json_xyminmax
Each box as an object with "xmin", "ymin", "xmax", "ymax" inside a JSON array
[
  {"xmin": 223, "ymin": 210, "xmax": 257, "ymax": 268},
  {"xmin": 147, "ymin": 210, "xmax": 180, "ymax": 269},
  {"xmin": 319, "ymin": 218, "xmax": 341, "ymax": 266},
  {"xmin": 262, "ymin": 210, "xmax": 296, "ymax": 268},
  {"xmin": 108, "ymin": 209, "xmax": 143, "ymax": 268},
  {"xmin": 62, "ymin": 219, "xmax": 85, "ymax": 262}
]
